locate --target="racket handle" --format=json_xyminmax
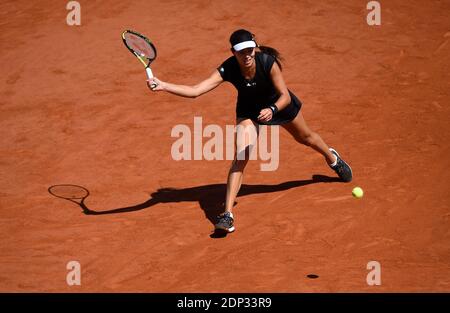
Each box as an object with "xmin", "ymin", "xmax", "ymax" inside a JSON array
[
  {"xmin": 146, "ymin": 67, "xmax": 157, "ymax": 89},
  {"xmin": 145, "ymin": 67, "xmax": 154, "ymax": 79}
]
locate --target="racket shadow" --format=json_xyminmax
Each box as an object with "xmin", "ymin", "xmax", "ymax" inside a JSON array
[{"xmin": 50, "ymin": 175, "xmax": 340, "ymax": 230}]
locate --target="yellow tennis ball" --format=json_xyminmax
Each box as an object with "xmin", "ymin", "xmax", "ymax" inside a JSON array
[{"xmin": 352, "ymin": 187, "xmax": 364, "ymax": 199}]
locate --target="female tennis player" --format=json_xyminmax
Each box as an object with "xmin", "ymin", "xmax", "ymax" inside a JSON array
[{"xmin": 147, "ymin": 29, "xmax": 352, "ymax": 234}]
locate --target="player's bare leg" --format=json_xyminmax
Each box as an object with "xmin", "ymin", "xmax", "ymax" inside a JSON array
[
  {"xmin": 225, "ymin": 118, "xmax": 259, "ymax": 213},
  {"xmin": 282, "ymin": 112, "xmax": 352, "ymax": 182},
  {"xmin": 282, "ymin": 112, "xmax": 336, "ymax": 165},
  {"xmin": 216, "ymin": 119, "xmax": 259, "ymax": 233}
]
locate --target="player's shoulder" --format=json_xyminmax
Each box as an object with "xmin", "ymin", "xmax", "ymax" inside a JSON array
[
  {"xmin": 256, "ymin": 52, "xmax": 276, "ymax": 76},
  {"xmin": 221, "ymin": 55, "xmax": 238, "ymax": 67},
  {"xmin": 257, "ymin": 52, "xmax": 275, "ymax": 64},
  {"xmin": 218, "ymin": 56, "xmax": 238, "ymax": 76}
]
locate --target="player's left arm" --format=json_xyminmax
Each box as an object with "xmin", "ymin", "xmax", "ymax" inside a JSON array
[
  {"xmin": 270, "ymin": 62, "xmax": 291, "ymax": 111},
  {"xmin": 258, "ymin": 62, "xmax": 291, "ymax": 122}
]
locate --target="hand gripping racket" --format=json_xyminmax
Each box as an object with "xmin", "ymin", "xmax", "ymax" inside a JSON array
[{"xmin": 122, "ymin": 30, "xmax": 158, "ymax": 88}]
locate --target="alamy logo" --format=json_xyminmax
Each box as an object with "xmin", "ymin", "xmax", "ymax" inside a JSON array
[
  {"xmin": 366, "ymin": 261, "xmax": 381, "ymax": 286},
  {"xmin": 66, "ymin": 1, "xmax": 81, "ymax": 26},
  {"xmin": 366, "ymin": 1, "xmax": 381, "ymax": 26},
  {"xmin": 66, "ymin": 260, "xmax": 81, "ymax": 286},
  {"xmin": 171, "ymin": 117, "xmax": 279, "ymax": 171}
]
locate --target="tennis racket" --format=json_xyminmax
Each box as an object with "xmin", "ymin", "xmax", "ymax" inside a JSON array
[{"xmin": 122, "ymin": 29, "xmax": 158, "ymax": 88}]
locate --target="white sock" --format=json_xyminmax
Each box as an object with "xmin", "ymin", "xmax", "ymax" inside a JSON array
[
  {"xmin": 228, "ymin": 212, "xmax": 234, "ymax": 219},
  {"xmin": 330, "ymin": 155, "xmax": 338, "ymax": 167}
]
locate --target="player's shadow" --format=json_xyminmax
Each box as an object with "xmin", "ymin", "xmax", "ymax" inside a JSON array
[{"xmin": 64, "ymin": 174, "xmax": 340, "ymax": 237}]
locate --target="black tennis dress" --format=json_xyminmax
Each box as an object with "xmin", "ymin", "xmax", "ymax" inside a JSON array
[{"xmin": 217, "ymin": 52, "xmax": 302, "ymax": 125}]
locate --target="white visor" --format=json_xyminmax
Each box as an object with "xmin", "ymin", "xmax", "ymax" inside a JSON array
[{"xmin": 233, "ymin": 40, "xmax": 256, "ymax": 51}]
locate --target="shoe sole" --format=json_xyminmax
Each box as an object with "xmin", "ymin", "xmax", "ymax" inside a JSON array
[{"xmin": 215, "ymin": 225, "xmax": 235, "ymax": 233}]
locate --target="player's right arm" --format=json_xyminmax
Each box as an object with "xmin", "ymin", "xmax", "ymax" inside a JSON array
[{"xmin": 147, "ymin": 70, "xmax": 223, "ymax": 98}]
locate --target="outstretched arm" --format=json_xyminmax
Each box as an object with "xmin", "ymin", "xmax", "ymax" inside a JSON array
[{"xmin": 147, "ymin": 70, "xmax": 223, "ymax": 98}]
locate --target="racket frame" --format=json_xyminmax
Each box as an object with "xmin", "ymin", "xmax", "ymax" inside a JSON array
[
  {"xmin": 122, "ymin": 30, "xmax": 158, "ymax": 87},
  {"xmin": 48, "ymin": 184, "xmax": 89, "ymax": 202}
]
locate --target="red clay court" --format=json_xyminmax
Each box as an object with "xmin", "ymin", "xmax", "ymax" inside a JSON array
[{"xmin": 0, "ymin": 0, "xmax": 449, "ymax": 292}]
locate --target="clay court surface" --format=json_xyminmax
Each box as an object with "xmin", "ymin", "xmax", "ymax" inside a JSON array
[{"xmin": 1, "ymin": 0, "xmax": 449, "ymax": 292}]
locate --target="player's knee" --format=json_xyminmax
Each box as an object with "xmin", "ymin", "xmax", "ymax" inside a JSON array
[
  {"xmin": 235, "ymin": 143, "xmax": 255, "ymax": 160},
  {"xmin": 232, "ymin": 158, "xmax": 249, "ymax": 171}
]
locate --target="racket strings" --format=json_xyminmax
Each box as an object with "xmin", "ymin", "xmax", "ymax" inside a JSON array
[{"xmin": 124, "ymin": 33, "xmax": 156, "ymax": 59}]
